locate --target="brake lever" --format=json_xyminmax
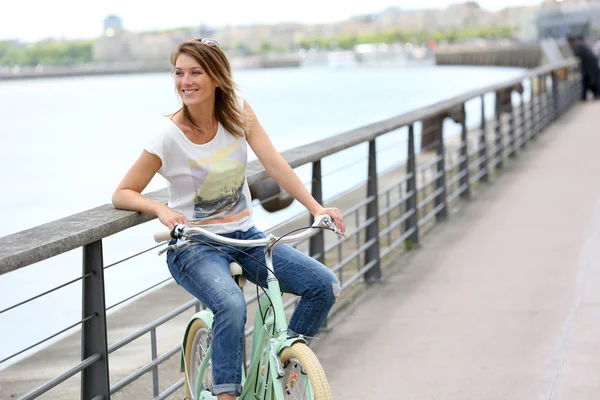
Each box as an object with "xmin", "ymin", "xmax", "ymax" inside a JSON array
[
  {"xmin": 323, "ymin": 218, "xmax": 348, "ymax": 239},
  {"xmin": 157, "ymin": 237, "xmax": 191, "ymax": 256}
]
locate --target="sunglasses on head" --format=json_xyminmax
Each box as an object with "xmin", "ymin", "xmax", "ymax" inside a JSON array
[{"xmin": 195, "ymin": 38, "xmax": 219, "ymax": 47}]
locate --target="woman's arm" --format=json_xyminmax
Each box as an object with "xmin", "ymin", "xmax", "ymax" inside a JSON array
[
  {"xmin": 112, "ymin": 151, "xmax": 187, "ymax": 229},
  {"xmin": 244, "ymin": 100, "xmax": 345, "ymax": 234}
]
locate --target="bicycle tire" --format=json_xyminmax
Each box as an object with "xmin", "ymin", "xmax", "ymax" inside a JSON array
[
  {"xmin": 184, "ymin": 319, "xmax": 213, "ymax": 399},
  {"xmin": 279, "ymin": 343, "xmax": 333, "ymax": 399}
]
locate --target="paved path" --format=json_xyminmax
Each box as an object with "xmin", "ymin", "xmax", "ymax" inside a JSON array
[{"xmin": 315, "ymin": 102, "xmax": 600, "ymax": 400}]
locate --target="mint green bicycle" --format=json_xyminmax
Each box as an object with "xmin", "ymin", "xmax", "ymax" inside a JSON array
[{"xmin": 154, "ymin": 214, "xmax": 342, "ymax": 400}]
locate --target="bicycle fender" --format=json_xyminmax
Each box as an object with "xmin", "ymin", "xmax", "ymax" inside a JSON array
[
  {"xmin": 277, "ymin": 335, "xmax": 309, "ymax": 355},
  {"xmin": 180, "ymin": 310, "xmax": 214, "ymax": 372}
]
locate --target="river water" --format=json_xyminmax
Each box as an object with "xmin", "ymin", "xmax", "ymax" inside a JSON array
[{"xmin": 0, "ymin": 65, "xmax": 527, "ymax": 366}]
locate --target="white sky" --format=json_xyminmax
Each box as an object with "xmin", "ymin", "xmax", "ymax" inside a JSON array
[{"xmin": 1, "ymin": 0, "xmax": 543, "ymax": 42}]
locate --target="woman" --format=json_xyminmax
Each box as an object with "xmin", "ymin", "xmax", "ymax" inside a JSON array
[{"xmin": 112, "ymin": 38, "xmax": 344, "ymax": 399}]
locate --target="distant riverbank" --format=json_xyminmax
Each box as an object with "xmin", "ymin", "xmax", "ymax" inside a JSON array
[
  {"xmin": 0, "ymin": 46, "xmax": 438, "ymax": 81},
  {"xmin": 0, "ymin": 53, "xmax": 303, "ymax": 81}
]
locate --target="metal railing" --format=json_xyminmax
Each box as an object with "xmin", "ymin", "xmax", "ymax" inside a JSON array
[{"xmin": 0, "ymin": 59, "xmax": 580, "ymax": 399}]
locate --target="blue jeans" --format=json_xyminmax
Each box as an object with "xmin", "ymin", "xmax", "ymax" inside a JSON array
[{"xmin": 167, "ymin": 225, "xmax": 340, "ymax": 396}]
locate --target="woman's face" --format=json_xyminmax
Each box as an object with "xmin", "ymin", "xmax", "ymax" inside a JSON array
[{"xmin": 174, "ymin": 53, "xmax": 219, "ymax": 107}]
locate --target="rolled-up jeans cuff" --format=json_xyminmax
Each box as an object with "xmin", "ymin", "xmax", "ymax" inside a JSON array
[
  {"xmin": 212, "ymin": 383, "xmax": 242, "ymax": 396},
  {"xmin": 288, "ymin": 328, "xmax": 300, "ymax": 337}
]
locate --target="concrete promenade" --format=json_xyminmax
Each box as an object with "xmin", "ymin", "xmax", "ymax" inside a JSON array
[
  {"xmin": 315, "ymin": 102, "xmax": 600, "ymax": 399},
  {"xmin": 2, "ymin": 100, "xmax": 598, "ymax": 400}
]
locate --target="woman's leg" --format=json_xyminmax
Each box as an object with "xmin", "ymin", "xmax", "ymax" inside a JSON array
[
  {"xmin": 237, "ymin": 226, "xmax": 341, "ymax": 338},
  {"xmin": 167, "ymin": 243, "xmax": 246, "ymax": 397}
]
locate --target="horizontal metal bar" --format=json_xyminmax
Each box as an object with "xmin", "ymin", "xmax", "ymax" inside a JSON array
[
  {"xmin": 446, "ymin": 169, "xmax": 468, "ymax": 187},
  {"xmin": 0, "ymin": 272, "xmax": 93, "ymax": 315},
  {"xmin": 108, "ymin": 299, "xmax": 197, "ymax": 354},
  {"xmin": 378, "ymin": 193, "xmax": 411, "ymax": 216},
  {"xmin": 20, "ymin": 354, "xmax": 102, "ymax": 400},
  {"xmin": 417, "ymin": 154, "xmax": 443, "ymax": 171},
  {"xmin": 1, "ymin": 313, "xmax": 95, "ymax": 365},
  {"xmin": 445, "ymin": 160, "xmax": 462, "ymax": 172},
  {"xmin": 104, "ymin": 243, "xmax": 164, "ymax": 270},
  {"xmin": 420, "ymin": 170, "xmax": 445, "ymax": 189},
  {"xmin": 340, "ymin": 259, "xmax": 379, "ymax": 291},
  {"xmin": 330, "ymin": 238, "xmax": 378, "ymax": 274},
  {"xmin": 507, "ymin": 140, "xmax": 518, "ymax": 155},
  {"xmin": 470, "ymin": 168, "xmax": 488, "ymax": 184},
  {"xmin": 156, "ymin": 378, "xmax": 184, "ymax": 400},
  {"xmin": 444, "ymin": 144, "xmax": 462, "ymax": 153},
  {"xmin": 469, "ymin": 154, "xmax": 486, "ymax": 170},
  {"xmin": 417, "ymin": 186, "xmax": 444, "ymax": 209},
  {"xmin": 467, "ymin": 143, "xmax": 486, "ymax": 158},
  {"xmin": 111, "ymin": 344, "xmax": 180, "ymax": 394},
  {"xmin": 446, "ymin": 187, "xmax": 462, "ymax": 204},
  {"xmin": 342, "ymin": 194, "xmax": 376, "ymax": 216},
  {"xmin": 326, "ymin": 216, "xmax": 376, "ymax": 254},
  {"xmin": 107, "ymin": 276, "xmax": 173, "ymax": 311},
  {"xmin": 376, "ymin": 139, "xmax": 410, "ymax": 155},
  {"xmin": 418, "ymin": 202, "xmax": 446, "ymax": 227},
  {"xmin": 379, "ymin": 210, "xmax": 414, "ymax": 237},
  {"xmin": 379, "ymin": 173, "xmax": 411, "ymax": 195},
  {"xmin": 380, "ymin": 227, "xmax": 417, "ymax": 259},
  {"xmin": 320, "ymin": 155, "xmax": 370, "ymax": 180},
  {"xmin": 378, "ymin": 161, "xmax": 412, "ymax": 179}
]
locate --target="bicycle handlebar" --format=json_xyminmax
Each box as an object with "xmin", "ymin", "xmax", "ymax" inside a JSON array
[{"xmin": 154, "ymin": 214, "xmax": 344, "ymax": 247}]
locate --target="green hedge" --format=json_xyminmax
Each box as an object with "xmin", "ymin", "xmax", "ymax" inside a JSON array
[{"xmin": 0, "ymin": 40, "xmax": 93, "ymax": 66}]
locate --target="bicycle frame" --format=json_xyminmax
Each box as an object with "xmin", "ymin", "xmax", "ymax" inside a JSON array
[
  {"xmin": 160, "ymin": 215, "xmax": 342, "ymax": 399},
  {"xmin": 189, "ymin": 246, "xmax": 313, "ymax": 400}
]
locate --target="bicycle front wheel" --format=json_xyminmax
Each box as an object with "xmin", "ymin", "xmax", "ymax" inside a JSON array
[
  {"xmin": 279, "ymin": 343, "xmax": 333, "ymax": 400},
  {"xmin": 184, "ymin": 319, "xmax": 213, "ymax": 399}
]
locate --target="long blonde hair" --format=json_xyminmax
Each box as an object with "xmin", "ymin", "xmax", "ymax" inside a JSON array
[{"xmin": 170, "ymin": 40, "xmax": 248, "ymax": 138}]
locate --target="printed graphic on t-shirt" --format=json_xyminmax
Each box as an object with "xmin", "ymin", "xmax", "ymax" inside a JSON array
[{"xmin": 188, "ymin": 138, "xmax": 250, "ymax": 225}]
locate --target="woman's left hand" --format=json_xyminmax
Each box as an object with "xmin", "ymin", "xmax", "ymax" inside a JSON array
[{"xmin": 313, "ymin": 207, "xmax": 345, "ymax": 235}]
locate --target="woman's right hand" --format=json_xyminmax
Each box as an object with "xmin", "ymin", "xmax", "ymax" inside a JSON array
[{"xmin": 155, "ymin": 204, "xmax": 188, "ymax": 229}]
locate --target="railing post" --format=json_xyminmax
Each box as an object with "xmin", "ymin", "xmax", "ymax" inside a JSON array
[
  {"xmin": 538, "ymin": 75, "xmax": 546, "ymax": 131},
  {"xmin": 459, "ymin": 103, "xmax": 471, "ymax": 199},
  {"xmin": 151, "ymin": 328, "xmax": 159, "ymax": 397},
  {"xmin": 519, "ymin": 90, "xmax": 527, "ymax": 150},
  {"xmin": 566, "ymin": 67, "xmax": 573, "ymax": 106},
  {"xmin": 82, "ymin": 240, "xmax": 110, "ymax": 400},
  {"xmin": 435, "ymin": 119, "xmax": 448, "ymax": 220},
  {"xmin": 309, "ymin": 160, "xmax": 324, "ymax": 264},
  {"xmin": 479, "ymin": 95, "xmax": 489, "ymax": 183},
  {"xmin": 405, "ymin": 124, "xmax": 419, "ymax": 246},
  {"xmin": 563, "ymin": 68, "xmax": 570, "ymax": 112},
  {"xmin": 552, "ymin": 71, "xmax": 560, "ymax": 121},
  {"xmin": 494, "ymin": 93, "xmax": 504, "ymax": 170},
  {"xmin": 543, "ymin": 74, "xmax": 551, "ymax": 129},
  {"xmin": 507, "ymin": 91, "xmax": 516, "ymax": 158},
  {"xmin": 532, "ymin": 76, "xmax": 541, "ymax": 139},
  {"xmin": 364, "ymin": 140, "xmax": 381, "ymax": 282},
  {"xmin": 527, "ymin": 76, "xmax": 535, "ymax": 143}
]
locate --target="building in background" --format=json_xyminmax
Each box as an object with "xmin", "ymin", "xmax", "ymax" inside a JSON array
[
  {"xmin": 536, "ymin": 0, "xmax": 600, "ymax": 39},
  {"xmin": 103, "ymin": 15, "xmax": 124, "ymax": 37}
]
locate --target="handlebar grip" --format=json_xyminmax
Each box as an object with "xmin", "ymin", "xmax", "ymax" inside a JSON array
[{"xmin": 154, "ymin": 230, "xmax": 173, "ymax": 243}]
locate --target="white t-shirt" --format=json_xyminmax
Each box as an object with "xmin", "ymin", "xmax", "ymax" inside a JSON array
[{"xmin": 144, "ymin": 107, "xmax": 254, "ymax": 234}]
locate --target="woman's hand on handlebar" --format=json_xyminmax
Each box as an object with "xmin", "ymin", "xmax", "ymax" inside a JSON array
[
  {"xmin": 313, "ymin": 206, "xmax": 345, "ymax": 235},
  {"xmin": 155, "ymin": 204, "xmax": 188, "ymax": 229}
]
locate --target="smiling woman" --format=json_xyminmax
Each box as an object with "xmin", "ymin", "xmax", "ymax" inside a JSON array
[
  {"xmin": 170, "ymin": 39, "xmax": 247, "ymax": 141},
  {"xmin": 111, "ymin": 38, "xmax": 344, "ymax": 400}
]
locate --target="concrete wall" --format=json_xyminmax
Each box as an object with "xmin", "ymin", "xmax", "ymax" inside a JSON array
[{"xmin": 434, "ymin": 44, "xmax": 544, "ymax": 68}]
